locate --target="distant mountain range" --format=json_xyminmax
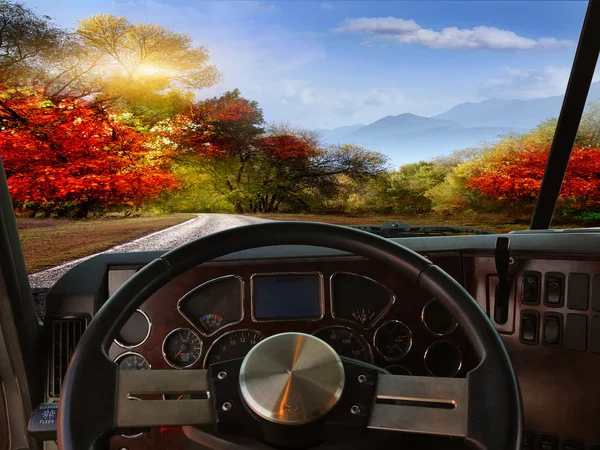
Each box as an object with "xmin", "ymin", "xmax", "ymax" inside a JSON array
[{"xmin": 316, "ymin": 81, "xmax": 600, "ymax": 166}]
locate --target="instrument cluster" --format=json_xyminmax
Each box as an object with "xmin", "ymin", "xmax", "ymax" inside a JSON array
[{"xmin": 111, "ymin": 270, "xmax": 465, "ymax": 380}]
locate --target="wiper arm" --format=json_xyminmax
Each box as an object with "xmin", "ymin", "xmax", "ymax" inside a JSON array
[{"xmin": 351, "ymin": 222, "xmax": 494, "ymax": 237}]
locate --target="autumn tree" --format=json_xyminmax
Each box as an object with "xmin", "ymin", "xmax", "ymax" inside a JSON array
[
  {"xmin": 172, "ymin": 92, "xmax": 387, "ymax": 213},
  {"xmin": 0, "ymin": 0, "xmax": 66, "ymax": 84},
  {"xmin": 173, "ymin": 89, "xmax": 264, "ymax": 212},
  {"xmin": 0, "ymin": 88, "xmax": 178, "ymax": 216},
  {"xmin": 467, "ymin": 145, "xmax": 600, "ymax": 211},
  {"xmin": 63, "ymin": 14, "xmax": 221, "ymax": 122}
]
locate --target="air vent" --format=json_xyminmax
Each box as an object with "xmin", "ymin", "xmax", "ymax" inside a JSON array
[{"xmin": 48, "ymin": 316, "xmax": 87, "ymax": 397}]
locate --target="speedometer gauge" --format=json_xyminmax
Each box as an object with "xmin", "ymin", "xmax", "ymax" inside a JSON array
[
  {"xmin": 313, "ymin": 326, "xmax": 373, "ymax": 363},
  {"xmin": 204, "ymin": 329, "xmax": 265, "ymax": 367}
]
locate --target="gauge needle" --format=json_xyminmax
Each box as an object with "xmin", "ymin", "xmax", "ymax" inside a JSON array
[
  {"xmin": 356, "ymin": 314, "xmax": 364, "ymax": 325},
  {"xmin": 175, "ymin": 350, "xmax": 183, "ymax": 359},
  {"xmin": 178, "ymin": 395, "xmax": 183, "ymax": 401}
]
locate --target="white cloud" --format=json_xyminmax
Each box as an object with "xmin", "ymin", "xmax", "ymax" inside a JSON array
[
  {"xmin": 478, "ymin": 66, "xmax": 572, "ymax": 99},
  {"xmin": 333, "ymin": 17, "xmax": 574, "ymax": 50}
]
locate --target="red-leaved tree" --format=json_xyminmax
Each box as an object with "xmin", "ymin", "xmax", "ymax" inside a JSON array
[
  {"xmin": 468, "ymin": 146, "xmax": 600, "ymax": 210},
  {"xmin": 0, "ymin": 88, "xmax": 178, "ymax": 216}
]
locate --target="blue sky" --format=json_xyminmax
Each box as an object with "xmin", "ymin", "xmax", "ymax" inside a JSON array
[{"xmin": 29, "ymin": 0, "xmax": 590, "ymax": 129}]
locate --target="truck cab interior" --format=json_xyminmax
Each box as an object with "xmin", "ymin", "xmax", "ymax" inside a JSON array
[{"xmin": 1, "ymin": 1, "xmax": 600, "ymax": 450}]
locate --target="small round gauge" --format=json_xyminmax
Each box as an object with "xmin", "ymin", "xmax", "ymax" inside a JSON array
[
  {"xmin": 313, "ymin": 326, "xmax": 373, "ymax": 363},
  {"xmin": 374, "ymin": 321, "xmax": 413, "ymax": 360},
  {"xmin": 385, "ymin": 365, "xmax": 411, "ymax": 375},
  {"xmin": 204, "ymin": 329, "xmax": 265, "ymax": 367},
  {"xmin": 424, "ymin": 340, "xmax": 462, "ymax": 377},
  {"xmin": 422, "ymin": 299, "xmax": 458, "ymax": 336},
  {"xmin": 115, "ymin": 309, "xmax": 151, "ymax": 348},
  {"xmin": 115, "ymin": 352, "xmax": 151, "ymax": 371},
  {"xmin": 198, "ymin": 314, "xmax": 223, "ymax": 334},
  {"xmin": 163, "ymin": 328, "xmax": 203, "ymax": 369}
]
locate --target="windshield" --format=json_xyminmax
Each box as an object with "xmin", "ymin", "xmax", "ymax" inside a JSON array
[{"xmin": 1, "ymin": 0, "xmax": 597, "ymax": 284}]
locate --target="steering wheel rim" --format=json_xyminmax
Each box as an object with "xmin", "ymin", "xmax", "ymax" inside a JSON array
[{"xmin": 58, "ymin": 221, "xmax": 522, "ymax": 450}]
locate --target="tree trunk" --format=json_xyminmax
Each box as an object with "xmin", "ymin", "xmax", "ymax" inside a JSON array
[
  {"xmin": 77, "ymin": 201, "xmax": 91, "ymax": 218},
  {"xmin": 234, "ymin": 202, "xmax": 244, "ymax": 214},
  {"xmin": 267, "ymin": 195, "xmax": 277, "ymax": 212}
]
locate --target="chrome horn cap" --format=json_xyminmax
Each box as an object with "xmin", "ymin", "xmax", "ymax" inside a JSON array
[{"xmin": 239, "ymin": 332, "xmax": 345, "ymax": 425}]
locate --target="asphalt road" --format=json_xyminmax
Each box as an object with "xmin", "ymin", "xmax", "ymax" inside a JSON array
[{"xmin": 28, "ymin": 214, "xmax": 270, "ymax": 290}]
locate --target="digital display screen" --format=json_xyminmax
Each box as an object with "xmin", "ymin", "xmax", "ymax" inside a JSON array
[{"xmin": 252, "ymin": 274, "xmax": 323, "ymax": 320}]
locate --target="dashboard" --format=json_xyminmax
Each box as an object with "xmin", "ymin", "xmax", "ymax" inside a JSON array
[
  {"xmin": 106, "ymin": 255, "xmax": 471, "ymax": 380},
  {"xmin": 41, "ymin": 231, "xmax": 600, "ymax": 450}
]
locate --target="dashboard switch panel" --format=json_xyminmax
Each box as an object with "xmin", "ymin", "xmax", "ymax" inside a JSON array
[
  {"xmin": 520, "ymin": 310, "xmax": 539, "ymax": 345},
  {"xmin": 543, "ymin": 313, "xmax": 562, "ymax": 347},
  {"xmin": 521, "ymin": 429, "xmax": 535, "ymax": 450},
  {"xmin": 537, "ymin": 433, "xmax": 558, "ymax": 450},
  {"xmin": 545, "ymin": 273, "xmax": 565, "ymax": 307},
  {"xmin": 592, "ymin": 275, "xmax": 600, "ymax": 312},
  {"xmin": 522, "ymin": 271, "xmax": 541, "ymax": 305},
  {"xmin": 562, "ymin": 438, "xmax": 583, "ymax": 450},
  {"xmin": 564, "ymin": 314, "xmax": 587, "ymax": 352},
  {"xmin": 590, "ymin": 316, "xmax": 600, "ymax": 354},
  {"xmin": 567, "ymin": 273, "xmax": 589, "ymax": 311}
]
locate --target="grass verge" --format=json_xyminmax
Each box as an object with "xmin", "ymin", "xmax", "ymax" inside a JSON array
[{"xmin": 18, "ymin": 214, "xmax": 195, "ymax": 273}]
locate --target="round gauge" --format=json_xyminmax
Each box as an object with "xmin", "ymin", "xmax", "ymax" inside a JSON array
[
  {"xmin": 422, "ymin": 299, "xmax": 458, "ymax": 336},
  {"xmin": 115, "ymin": 352, "xmax": 151, "ymax": 371},
  {"xmin": 204, "ymin": 329, "xmax": 265, "ymax": 367},
  {"xmin": 115, "ymin": 309, "xmax": 151, "ymax": 348},
  {"xmin": 163, "ymin": 328, "xmax": 203, "ymax": 369},
  {"xmin": 424, "ymin": 340, "xmax": 462, "ymax": 377},
  {"xmin": 374, "ymin": 320, "xmax": 413, "ymax": 360},
  {"xmin": 312, "ymin": 326, "xmax": 373, "ymax": 363},
  {"xmin": 121, "ymin": 396, "xmax": 145, "ymax": 439},
  {"xmin": 385, "ymin": 365, "xmax": 411, "ymax": 375},
  {"xmin": 178, "ymin": 276, "xmax": 243, "ymax": 337}
]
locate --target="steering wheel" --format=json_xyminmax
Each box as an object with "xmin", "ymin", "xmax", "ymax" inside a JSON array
[{"xmin": 58, "ymin": 222, "xmax": 522, "ymax": 450}]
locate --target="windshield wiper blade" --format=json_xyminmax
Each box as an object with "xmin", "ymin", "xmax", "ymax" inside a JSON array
[{"xmin": 351, "ymin": 222, "xmax": 494, "ymax": 237}]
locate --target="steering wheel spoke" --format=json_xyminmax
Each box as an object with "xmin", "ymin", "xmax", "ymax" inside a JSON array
[
  {"xmin": 116, "ymin": 370, "xmax": 213, "ymax": 428},
  {"xmin": 368, "ymin": 374, "xmax": 467, "ymax": 437}
]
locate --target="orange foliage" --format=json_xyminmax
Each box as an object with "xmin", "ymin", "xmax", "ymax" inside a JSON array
[
  {"xmin": 468, "ymin": 145, "xmax": 600, "ymax": 208},
  {"xmin": 0, "ymin": 89, "xmax": 178, "ymax": 210},
  {"xmin": 257, "ymin": 134, "xmax": 317, "ymax": 160}
]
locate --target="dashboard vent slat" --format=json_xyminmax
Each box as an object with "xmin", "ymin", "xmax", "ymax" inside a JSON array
[{"xmin": 48, "ymin": 316, "xmax": 87, "ymax": 397}]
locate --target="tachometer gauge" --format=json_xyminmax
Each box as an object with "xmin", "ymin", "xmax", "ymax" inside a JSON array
[
  {"xmin": 115, "ymin": 352, "xmax": 151, "ymax": 370},
  {"xmin": 374, "ymin": 321, "xmax": 412, "ymax": 360},
  {"xmin": 313, "ymin": 326, "xmax": 373, "ymax": 363},
  {"xmin": 330, "ymin": 273, "xmax": 395, "ymax": 329},
  {"xmin": 204, "ymin": 329, "xmax": 265, "ymax": 367},
  {"xmin": 178, "ymin": 276, "xmax": 243, "ymax": 336},
  {"xmin": 162, "ymin": 328, "xmax": 202, "ymax": 369}
]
